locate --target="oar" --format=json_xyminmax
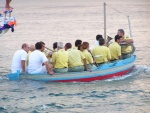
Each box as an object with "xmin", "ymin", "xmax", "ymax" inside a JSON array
[{"xmin": 45, "ymin": 46, "xmax": 55, "ymax": 52}]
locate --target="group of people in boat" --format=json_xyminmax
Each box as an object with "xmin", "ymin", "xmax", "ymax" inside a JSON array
[{"xmin": 11, "ymin": 29, "xmax": 134, "ymax": 75}]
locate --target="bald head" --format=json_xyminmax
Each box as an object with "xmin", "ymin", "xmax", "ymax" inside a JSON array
[
  {"xmin": 29, "ymin": 45, "xmax": 35, "ymax": 51},
  {"xmin": 22, "ymin": 43, "xmax": 28, "ymax": 49},
  {"xmin": 21, "ymin": 43, "xmax": 29, "ymax": 53}
]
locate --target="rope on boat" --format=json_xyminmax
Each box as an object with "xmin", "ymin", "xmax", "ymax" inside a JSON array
[
  {"xmin": 105, "ymin": 3, "xmax": 135, "ymax": 55},
  {"xmin": 120, "ymin": 42, "xmax": 136, "ymax": 55},
  {"xmin": 105, "ymin": 3, "xmax": 133, "ymax": 38},
  {"xmin": 105, "ymin": 3, "xmax": 129, "ymax": 17}
]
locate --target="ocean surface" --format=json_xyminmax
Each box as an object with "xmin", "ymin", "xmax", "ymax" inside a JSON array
[{"xmin": 0, "ymin": 0, "xmax": 150, "ymax": 112}]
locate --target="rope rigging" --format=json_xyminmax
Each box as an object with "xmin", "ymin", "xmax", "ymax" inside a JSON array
[{"xmin": 105, "ymin": 3, "xmax": 130, "ymax": 17}]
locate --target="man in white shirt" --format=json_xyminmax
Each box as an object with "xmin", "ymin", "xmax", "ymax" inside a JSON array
[
  {"xmin": 28, "ymin": 42, "xmax": 54, "ymax": 75},
  {"xmin": 11, "ymin": 43, "xmax": 29, "ymax": 73}
]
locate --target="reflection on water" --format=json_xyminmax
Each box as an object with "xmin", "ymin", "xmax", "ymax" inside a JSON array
[{"xmin": 0, "ymin": 0, "xmax": 150, "ymax": 112}]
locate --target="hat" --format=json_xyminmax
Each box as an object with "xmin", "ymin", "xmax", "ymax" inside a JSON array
[{"xmin": 57, "ymin": 42, "xmax": 64, "ymax": 48}]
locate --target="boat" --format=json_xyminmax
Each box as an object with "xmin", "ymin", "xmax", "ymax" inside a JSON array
[
  {"xmin": 7, "ymin": 2, "xmax": 136, "ymax": 82},
  {"xmin": 8, "ymin": 55, "xmax": 136, "ymax": 82},
  {"xmin": 0, "ymin": 11, "xmax": 16, "ymax": 37}
]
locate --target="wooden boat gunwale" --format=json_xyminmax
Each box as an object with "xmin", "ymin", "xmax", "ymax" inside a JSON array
[{"xmin": 8, "ymin": 55, "xmax": 136, "ymax": 82}]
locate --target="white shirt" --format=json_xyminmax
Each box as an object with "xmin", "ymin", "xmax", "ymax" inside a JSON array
[
  {"xmin": 28, "ymin": 50, "xmax": 48, "ymax": 73},
  {"xmin": 11, "ymin": 49, "xmax": 27, "ymax": 73}
]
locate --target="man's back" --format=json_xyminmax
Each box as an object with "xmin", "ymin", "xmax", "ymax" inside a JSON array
[
  {"xmin": 92, "ymin": 46, "xmax": 111, "ymax": 63},
  {"xmin": 67, "ymin": 49, "xmax": 84, "ymax": 68},
  {"xmin": 82, "ymin": 49, "xmax": 93, "ymax": 64},
  {"xmin": 52, "ymin": 49, "xmax": 68, "ymax": 68},
  {"xmin": 28, "ymin": 50, "xmax": 47, "ymax": 73},
  {"xmin": 109, "ymin": 42, "xmax": 121, "ymax": 60},
  {"xmin": 11, "ymin": 49, "xmax": 27, "ymax": 73}
]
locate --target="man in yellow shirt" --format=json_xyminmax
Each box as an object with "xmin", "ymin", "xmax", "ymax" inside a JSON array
[
  {"xmin": 73, "ymin": 39, "xmax": 82, "ymax": 49},
  {"xmin": 92, "ymin": 38, "xmax": 111, "ymax": 64},
  {"xmin": 65, "ymin": 43, "xmax": 90, "ymax": 72},
  {"xmin": 26, "ymin": 45, "xmax": 35, "ymax": 66},
  {"xmin": 52, "ymin": 42, "xmax": 68, "ymax": 73},
  {"xmin": 117, "ymin": 29, "xmax": 134, "ymax": 59},
  {"xmin": 80, "ymin": 42, "xmax": 93, "ymax": 69},
  {"xmin": 109, "ymin": 35, "xmax": 122, "ymax": 61}
]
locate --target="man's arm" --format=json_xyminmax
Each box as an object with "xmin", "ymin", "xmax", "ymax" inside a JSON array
[
  {"xmin": 83, "ymin": 58, "xmax": 92, "ymax": 72},
  {"xmin": 118, "ymin": 46, "xmax": 122, "ymax": 59},
  {"xmin": 44, "ymin": 61, "xmax": 54, "ymax": 75},
  {"xmin": 21, "ymin": 60, "xmax": 26, "ymax": 73},
  {"xmin": 107, "ymin": 49, "xmax": 111, "ymax": 61},
  {"xmin": 123, "ymin": 38, "xmax": 134, "ymax": 44}
]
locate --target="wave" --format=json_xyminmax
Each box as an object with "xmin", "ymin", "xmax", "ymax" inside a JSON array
[{"xmin": 106, "ymin": 65, "xmax": 150, "ymax": 81}]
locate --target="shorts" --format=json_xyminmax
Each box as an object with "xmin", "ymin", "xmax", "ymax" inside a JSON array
[
  {"xmin": 29, "ymin": 66, "xmax": 47, "ymax": 74},
  {"xmin": 68, "ymin": 65, "xmax": 84, "ymax": 72},
  {"xmin": 54, "ymin": 68, "xmax": 68, "ymax": 73}
]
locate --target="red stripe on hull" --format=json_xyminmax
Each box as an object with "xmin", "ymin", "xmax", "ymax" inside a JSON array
[{"xmin": 53, "ymin": 67, "xmax": 133, "ymax": 82}]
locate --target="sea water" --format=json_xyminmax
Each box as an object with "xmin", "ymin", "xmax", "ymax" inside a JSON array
[{"xmin": 0, "ymin": 0, "xmax": 150, "ymax": 112}]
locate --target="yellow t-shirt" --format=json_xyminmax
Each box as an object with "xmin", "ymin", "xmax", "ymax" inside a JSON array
[
  {"xmin": 26, "ymin": 51, "xmax": 32, "ymax": 66},
  {"xmin": 109, "ymin": 42, "xmax": 121, "ymax": 60},
  {"xmin": 42, "ymin": 50, "xmax": 48, "ymax": 56},
  {"xmin": 52, "ymin": 49, "xmax": 68, "ymax": 68},
  {"xmin": 73, "ymin": 46, "xmax": 78, "ymax": 50},
  {"xmin": 67, "ymin": 49, "xmax": 85, "ymax": 68},
  {"xmin": 121, "ymin": 36, "xmax": 132, "ymax": 53},
  {"xmin": 82, "ymin": 49, "xmax": 93, "ymax": 64},
  {"xmin": 92, "ymin": 46, "xmax": 111, "ymax": 63}
]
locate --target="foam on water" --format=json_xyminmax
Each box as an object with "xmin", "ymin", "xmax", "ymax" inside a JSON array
[{"xmin": 106, "ymin": 65, "xmax": 150, "ymax": 81}]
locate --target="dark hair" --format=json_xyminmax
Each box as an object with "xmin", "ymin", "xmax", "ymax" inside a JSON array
[
  {"xmin": 35, "ymin": 42, "xmax": 43, "ymax": 49},
  {"xmin": 75, "ymin": 40, "xmax": 82, "ymax": 47},
  {"xmin": 78, "ymin": 44, "xmax": 82, "ymax": 50},
  {"xmin": 65, "ymin": 43, "xmax": 72, "ymax": 49},
  {"xmin": 53, "ymin": 42, "xmax": 57, "ymax": 50},
  {"xmin": 115, "ymin": 35, "xmax": 122, "ymax": 42},
  {"xmin": 81, "ymin": 42, "xmax": 89, "ymax": 49},
  {"xmin": 99, "ymin": 38, "xmax": 105, "ymax": 45},
  {"xmin": 96, "ymin": 34, "xmax": 103, "ymax": 41},
  {"xmin": 22, "ymin": 43, "xmax": 27, "ymax": 49},
  {"xmin": 118, "ymin": 29, "xmax": 125, "ymax": 35},
  {"xmin": 40, "ymin": 41, "xmax": 45, "ymax": 45}
]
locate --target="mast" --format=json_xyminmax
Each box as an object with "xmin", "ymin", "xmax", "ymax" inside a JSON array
[
  {"xmin": 104, "ymin": 2, "xmax": 106, "ymax": 40},
  {"xmin": 127, "ymin": 16, "xmax": 132, "ymax": 38}
]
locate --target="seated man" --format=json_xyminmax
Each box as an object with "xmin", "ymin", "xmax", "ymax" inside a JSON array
[
  {"xmin": 52, "ymin": 42, "xmax": 68, "ymax": 73},
  {"xmin": 11, "ymin": 43, "xmax": 29, "ymax": 73},
  {"xmin": 117, "ymin": 29, "xmax": 134, "ymax": 59},
  {"xmin": 73, "ymin": 39, "xmax": 82, "ymax": 49},
  {"xmin": 80, "ymin": 42, "xmax": 93, "ymax": 69},
  {"xmin": 28, "ymin": 42, "xmax": 54, "ymax": 75},
  {"xmin": 95, "ymin": 34, "xmax": 103, "ymax": 46},
  {"xmin": 65, "ymin": 43, "xmax": 90, "ymax": 72},
  {"xmin": 46, "ymin": 42, "xmax": 58, "ymax": 59},
  {"xmin": 40, "ymin": 41, "xmax": 47, "ymax": 56},
  {"xmin": 26, "ymin": 45, "xmax": 35, "ymax": 66},
  {"xmin": 92, "ymin": 38, "xmax": 111, "ymax": 65},
  {"xmin": 53, "ymin": 42, "xmax": 58, "ymax": 51},
  {"xmin": 109, "ymin": 35, "xmax": 122, "ymax": 61}
]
